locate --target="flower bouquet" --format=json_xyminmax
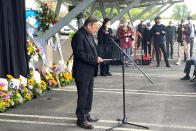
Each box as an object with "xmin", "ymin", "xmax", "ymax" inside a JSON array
[
  {"xmin": 34, "ymin": 3, "xmax": 57, "ymax": 33},
  {"xmin": 41, "ymin": 67, "xmax": 58, "ymax": 90}
]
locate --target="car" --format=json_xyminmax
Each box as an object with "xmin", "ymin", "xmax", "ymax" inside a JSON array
[{"xmin": 60, "ymin": 26, "xmax": 73, "ymax": 35}]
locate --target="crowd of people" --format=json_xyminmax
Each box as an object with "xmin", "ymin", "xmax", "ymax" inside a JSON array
[
  {"xmin": 71, "ymin": 16, "xmax": 196, "ymax": 129},
  {"xmin": 97, "ymin": 16, "xmax": 196, "ymax": 74}
]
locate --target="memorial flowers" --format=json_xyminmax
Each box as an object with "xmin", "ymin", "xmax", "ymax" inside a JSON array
[
  {"xmin": 34, "ymin": 3, "xmax": 57, "ymax": 33},
  {"xmin": 26, "ymin": 41, "xmax": 41, "ymax": 61}
]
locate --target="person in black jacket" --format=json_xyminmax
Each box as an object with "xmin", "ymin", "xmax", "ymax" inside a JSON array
[
  {"xmin": 176, "ymin": 19, "xmax": 191, "ymax": 65},
  {"xmin": 137, "ymin": 20, "xmax": 145, "ymax": 49},
  {"xmin": 166, "ymin": 21, "xmax": 176, "ymax": 59},
  {"xmin": 143, "ymin": 22, "xmax": 152, "ymax": 57},
  {"xmin": 71, "ymin": 17, "xmax": 103, "ymax": 129},
  {"xmin": 151, "ymin": 16, "xmax": 170, "ymax": 67},
  {"xmin": 97, "ymin": 18, "xmax": 113, "ymax": 76}
]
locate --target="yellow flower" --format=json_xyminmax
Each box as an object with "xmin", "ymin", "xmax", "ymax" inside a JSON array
[
  {"xmin": 68, "ymin": 60, "xmax": 72, "ymax": 63},
  {"xmin": 52, "ymin": 80, "xmax": 57, "ymax": 85},
  {"xmin": 29, "ymin": 42, "xmax": 33, "ymax": 46},
  {"xmin": 69, "ymin": 74, "xmax": 72, "ymax": 78},
  {"xmin": 17, "ymin": 78, "xmax": 22, "ymax": 82},
  {"xmin": 16, "ymin": 93, "xmax": 21, "ymax": 98},
  {"xmin": 41, "ymin": 80, "xmax": 47, "ymax": 87},
  {"xmin": 45, "ymin": 75, "xmax": 50, "ymax": 80},
  {"xmin": 28, "ymin": 79, "xmax": 34, "ymax": 85},
  {"xmin": 50, "ymin": 77, "xmax": 54, "ymax": 80},
  {"xmin": 60, "ymin": 73, "xmax": 63, "ymax": 77},
  {"xmin": 0, "ymin": 101, "xmax": 6, "ymax": 107},
  {"xmin": 60, "ymin": 78, "xmax": 65, "ymax": 82},
  {"xmin": 30, "ymin": 72, "xmax": 34, "ymax": 76},
  {"xmin": 27, "ymin": 47, "xmax": 33, "ymax": 53},
  {"xmin": 25, "ymin": 94, "xmax": 31, "ymax": 100},
  {"xmin": 49, "ymin": 74, "xmax": 53, "ymax": 78},
  {"xmin": 64, "ymin": 73, "xmax": 69, "ymax": 79},
  {"xmin": 52, "ymin": 65, "xmax": 57, "ymax": 68},
  {"xmin": 37, "ymin": 83, "xmax": 41, "ymax": 88},
  {"xmin": 7, "ymin": 99, "xmax": 11, "ymax": 103},
  {"xmin": 0, "ymin": 86, "xmax": 3, "ymax": 91},
  {"xmin": 7, "ymin": 74, "xmax": 13, "ymax": 79}
]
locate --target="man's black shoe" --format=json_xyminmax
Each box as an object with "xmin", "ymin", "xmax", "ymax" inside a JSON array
[
  {"xmin": 156, "ymin": 65, "xmax": 160, "ymax": 67},
  {"xmin": 100, "ymin": 74, "xmax": 107, "ymax": 76},
  {"xmin": 166, "ymin": 64, "xmax": 171, "ymax": 67},
  {"xmin": 107, "ymin": 73, "xmax": 112, "ymax": 76},
  {"xmin": 190, "ymin": 77, "xmax": 196, "ymax": 82},
  {"xmin": 87, "ymin": 116, "xmax": 99, "ymax": 122},
  {"xmin": 77, "ymin": 121, "xmax": 94, "ymax": 129},
  {"xmin": 180, "ymin": 76, "xmax": 190, "ymax": 80}
]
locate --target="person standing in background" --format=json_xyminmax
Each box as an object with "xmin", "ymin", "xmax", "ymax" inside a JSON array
[
  {"xmin": 97, "ymin": 18, "xmax": 113, "ymax": 76},
  {"xmin": 118, "ymin": 19, "xmax": 134, "ymax": 65},
  {"xmin": 166, "ymin": 21, "xmax": 176, "ymax": 59},
  {"xmin": 136, "ymin": 20, "xmax": 145, "ymax": 49},
  {"xmin": 176, "ymin": 19, "xmax": 191, "ymax": 65},
  {"xmin": 143, "ymin": 22, "xmax": 152, "ymax": 57},
  {"xmin": 151, "ymin": 16, "xmax": 170, "ymax": 67},
  {"xmin": 187, "ymin": 17, "xmax": 196, "ymax": 58}
]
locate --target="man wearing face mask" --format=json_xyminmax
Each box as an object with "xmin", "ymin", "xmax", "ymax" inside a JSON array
[
  {"xmin": 151, "ymin": 16, "xmax": 170, "ymax": 67},
  {"xmin": 176, "ymin": 19, "xmax": 191, "ymax": 65},
  {"xmin": 143, "ymin": 22, "xmax": 152, "ymax": 57},
  {"xmin": 166, "ymin": 21, "xmax": 176, "ymax": 59},
  {"xmin": 187, "ymin": 17, "xmax": 196, "ymax": 58},
  {"xmin": 137, "ymin": 20, "xmax": 145, "ymax": 49}
]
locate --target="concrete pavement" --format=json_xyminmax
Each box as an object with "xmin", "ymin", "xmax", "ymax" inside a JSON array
[{"xmin": 1, "ymin": 58, "xmax": 196, "ymax": 131}]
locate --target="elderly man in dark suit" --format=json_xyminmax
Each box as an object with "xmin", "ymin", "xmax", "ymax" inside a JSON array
[{"xmin": 71, "ymin": 17, "xmax": 103, "ymax": 129}]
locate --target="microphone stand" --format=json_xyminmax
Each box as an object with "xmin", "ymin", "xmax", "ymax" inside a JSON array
[
  {"xmin": 108, "ymin": 34, "xmax": 154, "ymax": 84},
  {"xmin": 106, "ymin": 35, "xmax": 153, "ymax": 131}
]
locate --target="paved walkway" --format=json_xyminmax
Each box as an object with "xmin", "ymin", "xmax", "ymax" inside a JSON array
[{"xmin": 1, "ymin": 43, "xmax": 196, "ymax": 131}]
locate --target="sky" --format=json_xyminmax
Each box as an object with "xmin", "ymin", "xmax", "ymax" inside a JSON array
[{"xmin": 161, "ymin": 0, "xmax": 196, "ymax": 17}]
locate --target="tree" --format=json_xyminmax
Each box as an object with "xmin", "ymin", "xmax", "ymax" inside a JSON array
[
  {"xmin": 83, "ymin": 6, "xmax": 158, "ymax": 21},
  {"xmin": 172, "ymin": 4, "xmax": 191, "ymax": 20},
  {"xmin": 192, "ymin": 13, "xmax": 196, "ymax": 20}
]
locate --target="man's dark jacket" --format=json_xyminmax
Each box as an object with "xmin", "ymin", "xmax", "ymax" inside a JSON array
[
  {"xmin": 177, "ymin": 24, "xmax": 191, "ymax": 44},
  {"xmin": 71, "ymin": 27, "xmax": 98, "ymax": 81},
  {"xmin": 151, "ymin": 24, "xmax": 166, "ymax": 43},
  {"xmin": 142, "ymin": 27, "xmax": 152, "ymax": 44},
  {"xmin": 166, "ymin": 26, "xmax": 176, "ymax": 41}
]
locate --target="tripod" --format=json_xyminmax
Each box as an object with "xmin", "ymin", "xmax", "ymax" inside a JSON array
[{"xmin": 106, "ymin": 35, "xmax": 153, "ymax": 131}]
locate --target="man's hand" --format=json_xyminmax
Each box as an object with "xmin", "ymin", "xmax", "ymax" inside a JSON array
[
  {"xmin": 182, "ymin": 28, "xmax": 184, "ymax": 31},
  {"xmin": 97, "ymin": 57, "xmax": 103, "ymax": 63},
  {"xmin": 105, "ymin": 31, "xmax": 109, "ymax": 34},
  {"xmin": 147, "ymin": 42, "xmax": 150, "ymax": 44},
  {"xmin": 162, "ymin": 31, "xmax": 165, "ymax": 34},
  {"xmin": 156, "ymin": 32, "xmax": 160, "ymax": 35}
]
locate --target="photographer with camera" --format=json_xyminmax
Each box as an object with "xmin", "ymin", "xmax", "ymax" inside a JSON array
[{"xmin": 117, "ymin": 19, "xmax": 134, "ymax": 65}]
